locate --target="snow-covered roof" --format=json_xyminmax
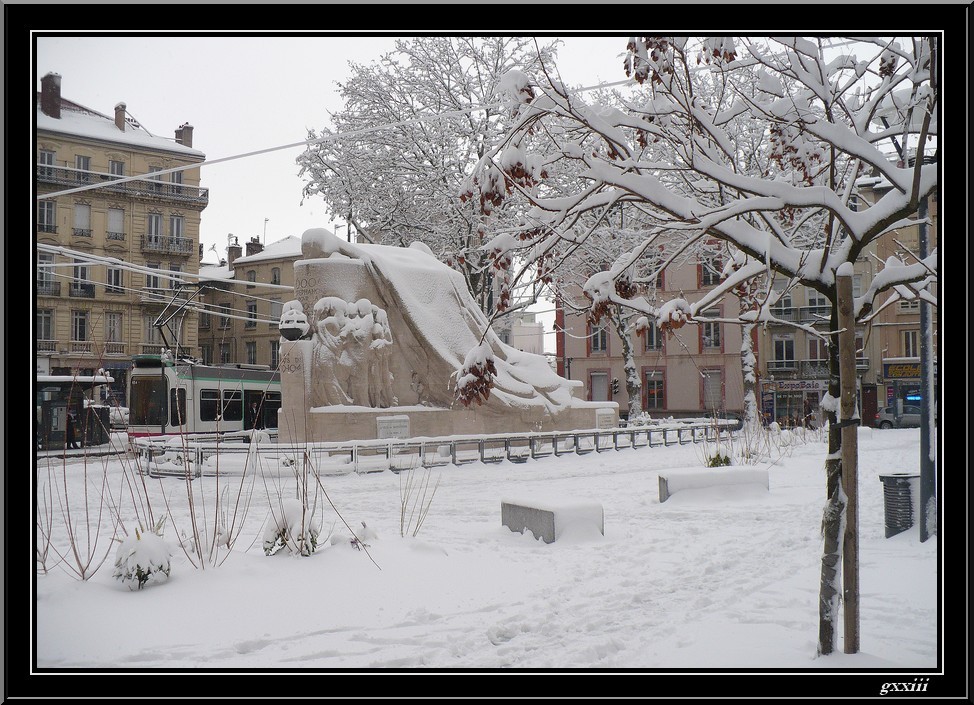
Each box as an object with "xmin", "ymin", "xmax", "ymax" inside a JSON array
[
  {"xmin": 198, "ymin": 264, "xmax": 234, "ymax": 282},
  {"xmin": 232, "ymin": 236, "xmax": 304, "ymax": 265},
  {"xmin": 36, "ymin": 98, "xmax": 205, "ymax": 159}
]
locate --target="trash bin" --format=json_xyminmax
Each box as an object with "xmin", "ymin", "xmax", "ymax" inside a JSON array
[{"xmin": 879, "ymin": 473, "xmax": 920, "ymax": 538}]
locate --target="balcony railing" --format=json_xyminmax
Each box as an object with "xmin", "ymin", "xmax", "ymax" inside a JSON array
[
  {"xmin": 799, "ymin": 360, "xmax": 830, "ymax": 378},
  {"xmin": 856, "ymin": 356, "xmax": 869, "ymax": 369},
  {"xmin": 36, "ymin": 165, "xmax": 209, "ymax": 207},
  {"xmin": 37, "ymin": 223, "xmax": 58, "ymax": 234},
  {"xmin": 104, "ymin": 342, "xmax": 126, "ymax": 355},
  {"xmin": 767, "ymin": 359, "xmax": 797, "ymax": 373},
  {"xmin": 140, "ymin": 287, "xmax": 173, "ymax": 304},
  {"xmin": 141, "ymin": 235, "xmax": 195, "ymax": 256},
  {"xmin": 68, "ymin": 282, "xmax": 96, "ymax": 298},
  {"xmin": 106, "ymin": 231, "xmax": 126, "ymax": 242},
  {"xmin": 37, "ymin": 339, "xmax": 57, "ymax": 352},
  {"xmin": 72, "ymin": 228, "xmax": 92, "ymax": 238},
  {"xmin": 36, "ymin": 281, "xmax": 61, "ymax": 297},
  {"xmin": 799, "ymin": 305, "xmax": 831, "ymax": 323},
  {"xmin": 71, "ymin": 341, "xmax": 93, "ymax": 354},
  {"xmin": 141, "ymin": 344, "xmax": 168, "ymax": 355}
]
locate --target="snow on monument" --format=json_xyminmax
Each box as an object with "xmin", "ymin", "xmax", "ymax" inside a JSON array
[{"xmin": 277, "ymin": 228, "xmax": 617, "ymax": 443}]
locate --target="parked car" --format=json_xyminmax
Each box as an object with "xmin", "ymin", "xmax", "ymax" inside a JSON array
[{"xmin": 875, "ymin": 405, "xmax": 921, "ymax": 429}]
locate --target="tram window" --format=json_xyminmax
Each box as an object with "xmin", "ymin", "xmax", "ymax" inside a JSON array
[
  {"xmin": 200, "ymin": 389, "xmax": 220, "ymax": 421},
  {"xmin": 170, "ymin": 388, "xmax": 187, "ymax": 428},
  {"xmin": 130, "ymin": 377, "xmax": 165, "ymax": 427},
  {"xmin": 222, "ymin": 390, "xmax": 243, "ymax": 421},
  {"xmin": 262, "ymin": 392, "xmax": 282, "ymax": 429}
]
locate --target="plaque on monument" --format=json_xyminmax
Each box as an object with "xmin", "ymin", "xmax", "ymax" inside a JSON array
[
  {"xmin": 377, "ymin": 415, "xmax": 410, "ymax": 439},
  {"xmin": 596, "ymin": 408, "xmax": 616, "ymax": 430}
]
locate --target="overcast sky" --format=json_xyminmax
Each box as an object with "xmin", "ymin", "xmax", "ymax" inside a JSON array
[{"xmin": 34, "ymin": 34, "xmax": 630, "ymax": 258}]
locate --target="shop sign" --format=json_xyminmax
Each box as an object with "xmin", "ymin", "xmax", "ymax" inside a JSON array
[
  {"xmin": 884, "ymin": 362, "xmax": 921, "ymax": 379},
  {"xmin": 767, "ymin": 379, "xmax": 829, "ymax": 392}
]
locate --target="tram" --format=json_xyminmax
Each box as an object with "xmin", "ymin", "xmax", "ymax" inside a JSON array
[{"xmin": 126, "ymin": 353, "xmax": 281, "ymax": 439}]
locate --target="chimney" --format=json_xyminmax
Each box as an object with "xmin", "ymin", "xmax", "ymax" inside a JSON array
[
  {"xmin": 115, "ymin": 103, "xmax": 126, "ymax": 131},
  {"xmin": 175, "ymin": 122, "xmax": 194, "ymax": 148},
  {"xmin": 246, "ymin": 237, "xmax": 264, "ymax": 257},
  {"xmin": 227, "ymin": 235, "xmax": 242, "ymax": 268},
  {"xmin": 40, "ymin": 72, "xmax": 62, "ymax": 119}
]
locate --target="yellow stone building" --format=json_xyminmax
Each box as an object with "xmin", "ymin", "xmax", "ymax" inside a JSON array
[{"xmin": 35, "ymin": 72, "xmax": 208, "ymax": 400}]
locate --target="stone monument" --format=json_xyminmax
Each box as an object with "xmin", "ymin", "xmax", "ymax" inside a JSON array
[{"xmin": 277, "ymin": 228, "xmax": 618, "ymax": 443}]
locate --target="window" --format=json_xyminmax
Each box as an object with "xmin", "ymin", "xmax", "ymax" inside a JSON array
[
  {"xmin": 247, "ymin": 270, "xmax": 256, "ymax": 289},
  {"xmin": 72, "ymin": 310, "xmax": 89, "ymax": 341},
  {"xmin": 589, "ymin": 322, "xmax": 608, "ymax": 353},
  {"xmin": 75, "ymin": 155, "xmax": 91, "ymax": 182},
  {"xmin": 106, "ymin": 267, "xmax": 123, "ymax": 294},
  {"xmin": 146, "ymin": 263, "xmax": 161, "ymax": 290},
  {"xmin": 246, "ymin": 341, "xmax": 257, "ymax": 365},
  {"xmin": 700, "ymin": 256, "xmax": 723, "ymax": 287},
  {"xmin": 106, "ymin": 312, "xmax": 122, "ymax": 343},
  {"xmin": 589, "ymin": 371, "xmax": 610, "ymax": 402},
  {"xmin": 200, "ymin": 389, "xmax": 220, "ymax": 421},
  {"xmin": 171, "ymin": 170, "xmax": 183, "ymax": 195},
  {"xmin": 37, "ymin": 309, "xmax": 54, "ymax": 340},
  {"xmin": 145, "ymin": 315, "xmax": 163, "ymax": 345},
  {"xmin": 200, "ymin": 309, "xmax": 211, "ymax": 329},
  {"xmin": 700, "ymin": 313, "xmax": 721, "ymax": 351},
  {"xmin": 200, "ymin": 345, "xmax": 213, "ymax": 366},
  {"xmin": 169, "ymin": 264, "xmax": 182, "ymax": 289},
  {"xmin": 170, "ymin": 214, "xmax": 184, "ymax": 239},
  {"xmin": 73, "ymin": 260, "xmax": 89, "ymax": 285},
  {"xmin": 898, "ymin": 299, "xmax": 920, "ymax": 312},
  {"xmin": 808, "ymin": 337, "xmax": 828, "ymax": 361},
  {"xmin": 222, "ymin": 390, "xmax": 243, "ymax": 421},
  {"xmin": 37, "ymin": 252, "xmax": 55, "ymax": 288},
  {"xmin": 73, "ymin": 203, "xmax": 91, "ymax": 237},
  {"xmin": 147, "ymin": 213, "xmax": 163, "ymax": 245},
  {"xmin": 852, "ymin": 275, "xmax": 863, "ymax": 298},
  {"xmin": 107, "ymin": 207, "xmax": 125, "ymax": 240},
  {"xmin": 109, "ymin": 160, "xmax": 125, "ymax": 177},
  {"xmin": 771, "ymin": 335, "xmax": 795, "ymax": 371},
  {"xmin": 148, "ymin": 166, "xmax": 163, "ymax": 192},
  {"xmin": 643, "ymin": 322, "xmax": 662, "ymax": 351},
  {"xmin": 771, "ymin": 282, "xmax": 793, "ymax": 313},
  {"xmin": 39, "ymin": 149, "xmax": 55, "ymax": 178},
  {"xmin": 807, "ymin": 290, "xmax": 829, "ymax": 308},
  {"xmin": 219, "ymin": 303, "xmax": 231, "ymax": 329},
  {"xmin": 220, "ymin": 342, "xmax": 232, "ymax": 363},
  {"xmin": 903, "ymin": 330, "xmax": 919, "ymax": 358},
  {"xmin": 702, "ymin": 369, "xmax": 722, "ymax": 411},
  {"xmin": 643, "ymin": 370, "xmax": 664, "ymax": 410},
  {"xmin": 270, "ymin": 299, "xmax": 282, "ymax": 327},
  {"xmin": 271, "ymin": 267, "xmax": 281, "ymax": 285},
  {"xmin": 170, "ymin": 388, "xmax": 188, "ymax": 427},
  {"xmin": 38, "ymin": 200, "xmax": 57, "ymax": 233},
  {"xmin": 246, "ymin": 300, "xmax": 257, "ymax": 328},
  {"xmin": 270, "ymin": 340, "xmax": 279, "ymax": 369}
]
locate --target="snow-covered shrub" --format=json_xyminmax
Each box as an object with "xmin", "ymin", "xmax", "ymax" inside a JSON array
[
  {"xmin": 263, "ymin": 498, "xmax": 321, "ymax": 557},
  {"xmin": 113, "ymin": 520, "xmax": 172, "ymax": 590}
]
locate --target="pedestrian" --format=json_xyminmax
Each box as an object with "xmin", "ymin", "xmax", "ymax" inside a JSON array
[
  {"xmin": 250, "ymin": 401, "xmax": 263, "ymax": 430},
  {"xmin": 66, "ymin": 411, "xmax": 79, "ymax": 450}
]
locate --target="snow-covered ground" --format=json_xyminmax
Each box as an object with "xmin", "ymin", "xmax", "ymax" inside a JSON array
[{"xmin": 31, "ymin": 425, "xmax": 946, "ymax": 694}]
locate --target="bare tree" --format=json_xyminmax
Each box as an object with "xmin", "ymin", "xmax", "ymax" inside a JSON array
[
  {"xmin": 465, "ymin": 36, "xmax": 938, "ymax": 656},
  {"xmin": 298, "ymin": 36, "xmax": 559, "ymax": 313}
]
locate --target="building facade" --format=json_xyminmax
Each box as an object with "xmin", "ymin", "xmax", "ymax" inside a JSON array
[
  {"xmin": 35, "ymin": 72, "xmax": 207, "ymax": 401},
  {"xmin": 197, "ymin": 235, "xmax": 302, "ymax": 371},
  {"xmin": 556, "ymin": 256, "xmax": 748, "ymax": 422}
]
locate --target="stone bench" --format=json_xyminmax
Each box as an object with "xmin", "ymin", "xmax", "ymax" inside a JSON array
[
  {"xmin": 657, "ymin": 468, "xmax": 769, "ymax": 503},
  {"xmin": 501, "ymin": 497, "xmax": 604, "ymax": 544}
]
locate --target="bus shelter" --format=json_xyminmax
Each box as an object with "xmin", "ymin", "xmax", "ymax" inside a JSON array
[{"xmin": 35, "ymin": 374, "xmax": 113, "ymax": 451}]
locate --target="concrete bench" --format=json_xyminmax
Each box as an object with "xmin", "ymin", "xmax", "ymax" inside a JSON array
[
  {"xmin": 657, "ymin": 468, "xmax": 769, "ymax": 503},
  {"xmin": 501, "ymin": 497, "xmax": 604, "ymax": 544}
]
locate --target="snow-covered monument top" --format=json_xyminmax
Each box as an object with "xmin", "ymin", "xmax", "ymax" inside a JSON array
[{"xmin": 276, "ymin": 228, "xmax": 616, "ymax": 442}]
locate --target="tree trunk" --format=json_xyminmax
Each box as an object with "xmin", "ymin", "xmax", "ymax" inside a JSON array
[
  {"xmin": 740, "ymin": 321, "xmax": 758, "ymax": 431},
  {"xmin": 611, "ymin": 304, "xmax": 642, "ymax": 421},
  {"xmin": 817, "ymin": 301, "xmax": 844, "ymax": 656}
]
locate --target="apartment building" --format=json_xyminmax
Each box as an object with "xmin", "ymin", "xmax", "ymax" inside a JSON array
[
  {"xmin": 856, "ymin": 168, "xmax": 939, "ymax": 418},
  {"xmin": 197, "ymin": 235, "xmax": 302, "ymax": 370},
  {"xmin": 35, "ymin": 72, "xmax": 207, "ymax": 401},
  {"xmin": 556, "ymin": 254, "xmax": 747, "ymax": 422}
]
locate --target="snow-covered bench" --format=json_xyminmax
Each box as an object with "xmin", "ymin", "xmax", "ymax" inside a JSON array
[
  {"xmin": 501, "ymin": 496, "xmax": 604, "ymax": 544},
  {"xmin": 657, "ymin": 468, "xmax": 769, "ymax": 503}
]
